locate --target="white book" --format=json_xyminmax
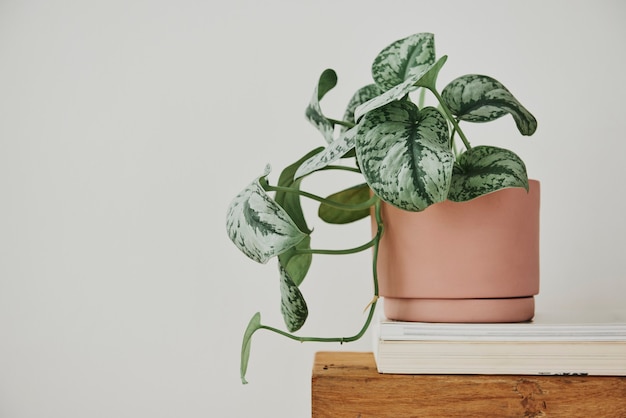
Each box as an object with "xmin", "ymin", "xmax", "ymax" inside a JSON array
[
  {"xmin": 373, "ymin": 310, "xmax": 626, "ymax": 376},
  {"xmin": 377, "ymin": 310, "xmax": 626, "ymax": 342}
]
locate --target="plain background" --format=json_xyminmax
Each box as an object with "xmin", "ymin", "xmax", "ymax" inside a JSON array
[{"xmin": 1, "ymin": 1, "xmax": 625, "ymax": 417}]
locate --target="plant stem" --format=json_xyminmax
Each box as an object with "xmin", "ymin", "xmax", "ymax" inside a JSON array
[
  {"xmin": 257, "ymin": 200, "xmax": 384, "ymax": 345},
  {"xmin": 327, "ymin": 118, "xmax": 355, "ymax": 129},
  {"xmin": 258, "ymin": 296, "xmax": 377, "ymax": 343},
  {"xmin": 372, "ymin": 199, "xmax": 383, "ymax": 296},
  {"xmin": 320, "ymin": 165, "xmax": 361, "ymax": 174},
  {"xmin": 298, "ymin": 236, "xmax": 377, "ymax": 256},
  {"xmin": 265, "ymin": 184, "xmax": 377, "ymax": 211},
  {"xmin": 429, "ymin": 88, "xmax": 472, "ymax": 150},
  {"xmin": 418, "ymin": 87, "xmax": 426, "ymax": 109}
]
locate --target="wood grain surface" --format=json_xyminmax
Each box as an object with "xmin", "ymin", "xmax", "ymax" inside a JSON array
[{"xmin": 311, "ymin": 351, "xmax": 626, "ymax": 417}]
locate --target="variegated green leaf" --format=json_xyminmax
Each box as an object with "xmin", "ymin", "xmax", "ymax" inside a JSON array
[
  {"xmin": 372, "ymin": 32, "xmax": 436, "ymax": 91},
  {"xmin": 279, "ymin": 265, "xmax": 308, "ymax": 332},
  {"xmin": 276, "ymin": 148, "xmax": 323, "ymax": 234},
  {"xmin": 240, "ymin": 312, "xmax": 262, "ymax": 384},
  {"xmin": 278, "ymin": 235, "xmax": 311, "ymax": 286},
  {"xmin": 294, "ymin": 127, "xmax": 358, "ymax": 179},
  {"xmin": 304, "ymin": 69, "xmax": 338, "ymax": 144},
  {"xmin": 342, "ymin": 84, "xmax": 383, "ymax": 127},
  {"xmin": 354, "ymin": 56, "xmax": 448, "ymax": 121},
  {"xmin": 355, "ymin": 102, "xmax": 454, "ymax": 211},
  {"xmin": 226, "ymin": 165, "xmax": 308, "ymax": 264},
  {"xmin": 414, "ymin": 55, "xmax": 448, "ymax": 91},
  {"xmin": 448, "ymin": 145, "xmax": 529, "ymax": 202},
  {"xmin": 441, "ymin": 74, "xmax": 537, "ymax": 136},
  {"xmin": 318, "ymin": 183, "xmax": 372, "ymax": 224},
  {"xmin": 353, "ymin": 73, "xmax": 421, "ymax": 121}
]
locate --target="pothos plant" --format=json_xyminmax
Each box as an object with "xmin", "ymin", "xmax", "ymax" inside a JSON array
[{"xmin": 226, "ymin": 32, "xmax": 537, "ymax": 383}]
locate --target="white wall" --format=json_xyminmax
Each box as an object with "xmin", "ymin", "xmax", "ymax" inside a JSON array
[{"xmin": 1, "ymin": 1, "xmax": 624, "ymax": 417}]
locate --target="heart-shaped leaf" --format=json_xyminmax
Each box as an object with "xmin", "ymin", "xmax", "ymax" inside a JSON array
[
  {"xmin": 441, "ymin": 74, "xmax": 537, "ymax": 136},
  {"xmin": 353, "ymin": 73, "xmax": 420, "ymax": 121},
  {"xmin": 275, "ymin": 148, "xmax": 324, "ymax": 234},
  {"xmin": 279, "ymin": 265, "xmax": 308, "ymax": 332},
  {"xmin": 372, "ymin": 32, "xmax": 436, "ymax": 91},
  {"xmin": 275, "ymin": 150, "xmax": 319, "ymax": 285},
  {"xmin": 342, "ymin": 84, "xmax": 383, "ymax": 127},
  {"xmin": 354, "ymin": 56, "xmax": 448, "ymax": 121},
  {"xmin": 448, "ymin": 145, "xmax": 529, "ymax": 202},
  {"xmin": 226, "ymin": 165, "xmax": 308, "ymax": 264},
  {"xmin": 305, "ymin": 69, "xmax": 338, "ymax": 143},
  {"xmin": 294, "ymin": 127, "xmax": 358, "ymax": 179},
  {"xmin": 240, "ymin": 312, "xmax": 262, "ymax": 384},
  {"xmin": 355, "ymin": 102, "xmax": 454, "ymax": 211},
  {"xmin": 318, "ymin": 183, "xmax": 373, "ymax": 224},
  {"xmin": 278, "ymin": 235, "xmax": 311, "ymax": 286},
  {"xmin": 414, "ymin": 55, "xmax": 448, "ymax": 91}
]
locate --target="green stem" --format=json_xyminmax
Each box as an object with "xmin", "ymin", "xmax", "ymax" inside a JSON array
[
  {"xmin": 319, "ymin": 165, "xmax": 361, "ymax": 174},
  {"xmin": 328, "ymin": 118, "xmax": 355, "ymax": 129},
  {"xmin": 297, "ymin": 236, "xmax": 377, "ymax": 256},
  {"xmin": 256, "ymin": 200, "xmax": 384, "ymax": 345},
  {"xmin": 265, "ymin": 184, "xmax": 378, "ymax": 211},
  {"xmin": 418, "ymin": 87, "xmax": 426, "ymax": 109},
  {"xmin": 258, "ymin": 297, "xmax": 377, "ymax": 343},
  {"xmin": 372, "ymin": 199, "xmax": 383, "ymax": 296},
  {"xmin": 430, "ymin": 88, "xmax": 472, "ymax": 150}
]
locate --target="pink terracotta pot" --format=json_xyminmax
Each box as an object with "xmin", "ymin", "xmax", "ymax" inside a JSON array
[{"xmin": 373, "ymin": 180, "xmax": 540, "ymax": 323}]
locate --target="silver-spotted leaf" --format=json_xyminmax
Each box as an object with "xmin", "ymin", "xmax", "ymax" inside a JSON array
[
  {"xmin": 226, "ymin": 165, "xmax": 308, "ymax": 264},
  {"xmin": 318, "ymin": 183, "xmax": 373, "ymax": 224},
  {"xmin": 279, "ymin": 265, "xmax": 308, "ymax": 332},
  {"xmin": 240, "ymin": 312, "xmax": 262, "ymax": 384},
  {"xmin": 278, "ymin": 235, "xmax": 311, "ymax": 287},
  {"xmin": 275, "ymin": 149, "xmax": 318, "ymax": 285},
  {"xmin": 414, "ymin": 55, "xmax": 448, "ymax": 91},
  {"xmin": 355, "ymin": 102, "xmax": 454, "ymax": 211},
  {"xmin": 354, "ymin": 74, "xmax": 420, "ymax": 121},
  {"xmin": 305, "ymin": 69, "xmax": 338, "ymax": 144},
  {"xmin": 342, "ymin": 84, "xmax": 383, "ymax": 127},
  {"xmin": 294, "ymin": 127, "xmax": 358, "ymax": 179},
  {"xmin": 275, "ymin": 147, "xmax": 323, "ymax": 234},
  {"xmin": 448, "ymin": 145, "xmax": 529, "ymax": 202},
  {"xmin": 354, "ymin": 57, "xmax": 448, "ymax": 121},
  {"xmin": 372, "ymin": 32, "xmax": 436, "ymax": 91},
  {"xmin": 441, "ymin": 74, "xmax": 537, "ymax": 136}
]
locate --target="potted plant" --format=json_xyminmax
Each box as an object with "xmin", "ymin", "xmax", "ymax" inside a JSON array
[{"xmin": 226, "ymin": 32, "xmax": 538, "ymax": 383}]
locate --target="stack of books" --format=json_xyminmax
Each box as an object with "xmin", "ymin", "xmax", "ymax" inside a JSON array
[{"xmin": 373, "ymin": 309, "xmax": 626, "ymax": 376}]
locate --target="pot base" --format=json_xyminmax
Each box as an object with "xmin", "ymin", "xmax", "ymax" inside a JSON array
[{"xmin": 383, "ymin": 296, "xmax": 535, "ymax": 323}]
